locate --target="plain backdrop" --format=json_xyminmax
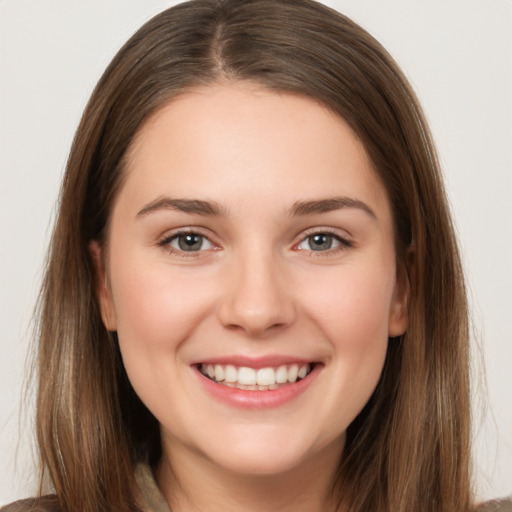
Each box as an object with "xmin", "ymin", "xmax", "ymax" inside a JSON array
[{"xmin": 1, "ymin": 0, "xmax": 511, "ymax": 505}]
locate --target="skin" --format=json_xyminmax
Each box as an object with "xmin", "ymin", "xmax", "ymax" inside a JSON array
[{"xmin": 92, "ymin": 83, "xmax": 409, "ymax": 512}]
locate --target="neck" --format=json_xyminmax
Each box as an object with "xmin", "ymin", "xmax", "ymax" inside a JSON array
[{"xmin": 157, "ymin": 438, "xmax": 345, "ymax": 512}]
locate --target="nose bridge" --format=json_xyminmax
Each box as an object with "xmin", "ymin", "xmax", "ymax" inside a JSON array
[{"xmin": 218, "ymin": 245, "xmax": 295, "ymax": 336}]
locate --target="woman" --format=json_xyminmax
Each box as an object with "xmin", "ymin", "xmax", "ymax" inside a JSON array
[{"xmin": 2, "ymin": 0, "xmax": 510, "ymax": 511}]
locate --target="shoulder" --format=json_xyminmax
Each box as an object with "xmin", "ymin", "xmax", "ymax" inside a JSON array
[
  {"xmin": 0, "ymin": 496, "xmax": 60, "ymax": 512},
  {"xmin": 476, "ymin": 498, "xmax": 512, "ymax": 511}
]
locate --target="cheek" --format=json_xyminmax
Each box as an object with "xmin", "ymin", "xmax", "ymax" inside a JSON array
[
  {"xmin": 303, "ymin": 262, "xmax": 394, "ymax": 420},
  {"xmin": 109, "ymin": 255, "xmax": 216, "ymax": 357},
  {"xmin": 302, "ymin": 261, "xmax": 395, "ymax": 349},
  {"xmin": 109, "ymin": 258, "xmax": 220, "ymax": 419}
]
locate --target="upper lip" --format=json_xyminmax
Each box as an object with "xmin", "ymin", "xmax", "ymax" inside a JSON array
[{"xmin": 192, "ymin": 355, "xmax": 318, "ymax": 369}]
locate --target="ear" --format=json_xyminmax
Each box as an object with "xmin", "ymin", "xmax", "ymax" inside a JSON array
[
  {"xmin": 89, "ymin": 240, "xmax": 117, "ymax": 331},
  {"xmin": 388, "ymin": 245, "xmax": 414, "ymax": 338}
]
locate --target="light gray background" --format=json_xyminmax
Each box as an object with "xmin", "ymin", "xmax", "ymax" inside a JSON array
[{"xmin": 1, "ymin": 0, "xmax": 511, "ymax": 505}]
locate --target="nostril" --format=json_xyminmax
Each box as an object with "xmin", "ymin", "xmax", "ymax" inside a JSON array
[{"xmin": 216, "ymin": 269, "xmax": 297, "ymax": 336}]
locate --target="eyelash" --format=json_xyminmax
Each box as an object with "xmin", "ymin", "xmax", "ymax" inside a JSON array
[
  {"xmin": 295, "ymin": 229, "xmax": 353, "ymax": 257},
  {"xmin": 158, "ymin": 229, "xmax": 217, "ymax": 258},
  {"xmin": 157, "ymin": 228, "xmax": 353, "ymax": 258}
]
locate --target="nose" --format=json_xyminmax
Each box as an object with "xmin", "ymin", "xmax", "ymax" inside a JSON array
[{"xmin": 217, "ymin": 250, "xmax": 296, "ymax": 338}]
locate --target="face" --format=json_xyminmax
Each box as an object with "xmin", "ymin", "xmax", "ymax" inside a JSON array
[{"xmin": 92, "ymin": 83, "xmax": 408, "ymax": 478}]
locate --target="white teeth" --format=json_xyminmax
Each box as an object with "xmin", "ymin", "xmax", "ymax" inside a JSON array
[
  {"xmin": 200, "ymin": 363, "xmax": 312, "ymax": 389},
  {"xmin": 256, "ymin": 367, "xmax": 275, "ymax": 386},
  {"xmin": 214, "ymin": 365, "xmax": 224, "ymax": 382},
  {"xmin": 224, "ymin": 364, "xmax": 237, "ymax": 383},
  {"xmin": 275, "ymin": 365, "xmax": 288, "ymax": 384},
  {"xmin": 298, "ymin": 364, "xmax": 308, "ymax": 379},
  {"xmin": 288, "ymin": 364, "xmax": 299, "ymax": 383},
  {"xmin": 237, "ymin": 367, "xmax": 257, "ymax": 385}
]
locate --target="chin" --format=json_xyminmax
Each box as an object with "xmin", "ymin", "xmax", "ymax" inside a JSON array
[
  {"xmin": 191, "ymin": 426, "xmax": 344, "ymax": 478},
  {"xmin": 206, "ymin": 447, "xmax": 313, "ymax": 477}
]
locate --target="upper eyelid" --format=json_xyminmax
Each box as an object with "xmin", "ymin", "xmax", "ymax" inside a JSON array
[
  {"xmin": 159, "ymin": 226, "xmax": 215, "ymax": 242},
  {"xmin": 157, "ymin": 226, "xmax": 353, "ymax": 248},
  {"xmin": 295, "ymin": 226, "xmax": 353, "ymax": 242},
  {"xmin": 292, "ymin": 227, "xmax": 354, "ymax": 254},
  {"xmin": 158, "ymin": 229, "xmax": 218, "ymax": 258}
]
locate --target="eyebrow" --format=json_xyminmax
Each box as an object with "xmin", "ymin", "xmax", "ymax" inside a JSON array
[
  {"xmin": 289, "ymin": 197, "xmax": 376, "ymax": 219},
  {"xmin": 136, "ymin": 197, "xmax": 225, "ymax": 218},
  {"xmin": 136, "ymin": 195, "xmax": 376, "ymax": 220}
]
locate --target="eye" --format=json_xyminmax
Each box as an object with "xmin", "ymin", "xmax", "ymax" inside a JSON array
[
  {"xmin": 297, "ymin": 232, "xmax": 349, "ymax": 252},
  {"xmin": 165, "ymin": 232, "xmax": 214, "ymax": 252}
]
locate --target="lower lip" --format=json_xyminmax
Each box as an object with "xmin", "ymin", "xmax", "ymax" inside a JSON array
[{"xmin": 195, "ymin": 365, "xmax": 320, "ymax": 410}]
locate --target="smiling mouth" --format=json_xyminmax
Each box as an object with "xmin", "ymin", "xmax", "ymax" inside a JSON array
[{"xmin": 198, "ymin": 363, "xmax": 314, "ymax": 391}]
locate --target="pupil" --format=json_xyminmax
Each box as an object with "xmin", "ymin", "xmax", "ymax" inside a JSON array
[
  {"xmin": 178, "ymin": 234, "xmax": 202, "ymax": 251},
  {"xmin": 310, "ymin": 234, "xmax": 332, "ymax": 250}
]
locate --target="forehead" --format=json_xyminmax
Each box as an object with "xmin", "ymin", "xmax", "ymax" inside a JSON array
[{"xmin": 119, "ymin": 83, "xmax": 387, "ymax": 215}]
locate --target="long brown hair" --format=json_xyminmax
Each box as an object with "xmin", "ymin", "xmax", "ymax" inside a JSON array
[{"xmin": 35, "ymin": 1, "xmax": 472, "ymax": 511}]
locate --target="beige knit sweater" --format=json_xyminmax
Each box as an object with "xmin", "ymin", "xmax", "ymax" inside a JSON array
[{"xmin": 2, "ymin": 465, "xmax": 511, "ymax": 512}]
